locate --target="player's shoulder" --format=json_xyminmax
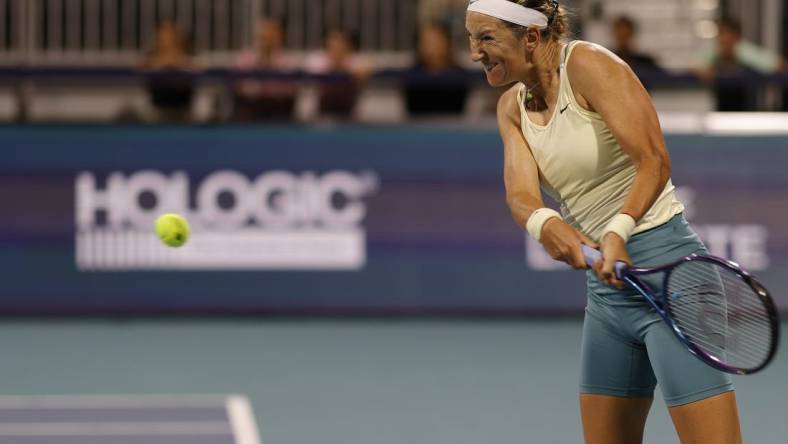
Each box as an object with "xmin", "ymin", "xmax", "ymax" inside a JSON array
[
  {"xmin": 496, "ymin": 83, "xmax": 522, "ymax": 119},
  {"xmin": 566, "ymin": 41, "xmax": 633, "ymax": 86},
  {"xmin": 568, "ymin": 41, "xmax": 627, "ymax": 69}
]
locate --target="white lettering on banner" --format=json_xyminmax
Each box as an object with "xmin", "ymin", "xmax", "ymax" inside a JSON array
[
  {"xmin": 75, "ymin": 170, "xmax": 379, "ymax": 271},
  {"xmin": 693, "ymin": 225, "xmax": 770, "ymax": 270},
  {"xmin": 525, "ymin": 186, "xmax": 770, "ymax": 271}
]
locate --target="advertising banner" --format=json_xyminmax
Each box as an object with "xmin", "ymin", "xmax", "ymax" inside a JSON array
[{"xmin": 1, "ymin": 126, "xmax": 786, "ymax": 314}]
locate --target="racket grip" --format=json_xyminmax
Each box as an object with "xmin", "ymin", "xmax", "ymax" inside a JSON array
[{"xmin": 581, "ymin": 245, "xmax": 626, "ymax": 279}]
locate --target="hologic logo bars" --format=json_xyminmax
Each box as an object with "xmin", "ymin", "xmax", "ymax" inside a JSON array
[{"xmin": 75, "ymin": 170, "xmax": 379, "ymax": 271}]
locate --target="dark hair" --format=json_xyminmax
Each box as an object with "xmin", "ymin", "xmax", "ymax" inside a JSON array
[
  {"xmin": 419, "ymin": 21, "xmax": 452, "ymax": 42},
  {"xmin": 260, "ymin": 16, "xmax": 287, "ymax": 31},
  {"xmin": 718, "ymin": 17, "xmax": 742, "ymax": 36},
  {"xmin": 504, "ymin": 0, "xmax": 570, "ymax": 42},
  {"xmin": 613, "ymin": 15, "xmax": 637, "ymax": 33},
  {"xmin": 414, "ymin": 22, "xmax": 453, "ymax": 54}
]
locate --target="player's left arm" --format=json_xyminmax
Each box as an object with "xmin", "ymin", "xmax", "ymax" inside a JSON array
[
  {"xmin": 567, "ymin": 42, "xmax": 672, "ymax": 285},
  {"xmin": 568, "ymin": 42, "xmax": 671, "ymax": 220}
]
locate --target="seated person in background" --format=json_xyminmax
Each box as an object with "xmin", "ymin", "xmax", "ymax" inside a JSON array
[
  {"xmin": 304, "ymin": 29, "xmax": 373, "ymax": 119},
  {"xmin": 610, "ymin": 16, "xmax": 661, "ymax": 74},
  {"xmin": 404, "ymin": 22, "xmax": 469, "ymax": 116},
  {"xmin": 418, "ymin": 0, "xmax": 470, "ymax": 24},
  {"xmin": 140, "ymin": 21, "xmax": 196, "ymax": 123},
  {"xmin": 232, "ymin": 18, "xmax": 300, "ymax": 121},
  {"xmin": 695, "ymin": 17, "xmax": 786, "ymax": 111}
]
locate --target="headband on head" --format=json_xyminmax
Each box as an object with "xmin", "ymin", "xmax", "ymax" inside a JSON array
[{"xmin": 467, "ymin": 0, "xmax": 549, "ymax": 29}]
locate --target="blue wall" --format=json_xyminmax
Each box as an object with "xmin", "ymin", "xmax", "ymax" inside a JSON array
[{"xmin": 1, "ymin": 126, "xmax": 787, "ymax": 315}]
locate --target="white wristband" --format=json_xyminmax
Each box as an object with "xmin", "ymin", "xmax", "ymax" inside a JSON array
[
  {"xmin": 526, "ymin": 208, "xmax": 563, "ymax": 241},
  {"xmin": 602, "ymin": 214, "xmax": 637, "ymax": 243}
]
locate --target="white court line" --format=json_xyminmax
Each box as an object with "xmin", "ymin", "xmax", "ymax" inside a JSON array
[
  {"xmin": 0, "ymin": 421, "xmax": 231, "ymax": 436},
  {"xmin": 0, "ymin": 394, "xmax": 229, "ymax": 409},
  {"xmin": 0, "ymin": 394, "xmax": 262, "ymax": 443},
  {"xmin": 226, "ymin": 395, "xmax": 263, "ymax": 444}
]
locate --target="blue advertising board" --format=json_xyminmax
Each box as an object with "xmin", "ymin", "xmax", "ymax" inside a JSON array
[{"xmin": 1, "ymin": 125, "xmax": 786, "ymax": 314}]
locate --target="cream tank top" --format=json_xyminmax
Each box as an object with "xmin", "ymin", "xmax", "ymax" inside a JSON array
[{"xmin": 517, "ymin": 41, "xmax": 684, "ymax": 242}]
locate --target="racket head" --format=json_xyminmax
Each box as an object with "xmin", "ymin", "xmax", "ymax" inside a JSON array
[{"xmin": 661, "ymin": 254, "xmax": 780, "ymax": 375}]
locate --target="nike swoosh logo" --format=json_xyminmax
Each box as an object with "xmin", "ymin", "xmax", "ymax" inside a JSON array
[{"xmin": 559, "ymin": 104, "xmax": 569, "ymax": 114}]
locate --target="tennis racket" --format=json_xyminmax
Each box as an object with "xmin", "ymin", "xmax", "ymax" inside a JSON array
[{"xmin": 582, "ymin": 245, "xmax": 779, "ymax": 375}]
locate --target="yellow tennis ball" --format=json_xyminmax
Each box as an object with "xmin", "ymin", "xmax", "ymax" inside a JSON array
[{"xmin": 154, "ymin": 213, "xmax": 190, "ymax": 247}]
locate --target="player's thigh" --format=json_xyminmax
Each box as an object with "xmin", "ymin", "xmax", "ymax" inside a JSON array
[
  {"xmin": 579, "ymin": 303, "xmax": 656, "ymax": 444},
  {"xmin": 579, "ymin": 302, "xmax": 656, "ymax": 398},
  {"xmin": 580, "ymin": 393, "xmax": 652, "ymax": 444},
  {"xmin": 641, "ymin": 318, "xmax": 734, "ymax": 407},
  {"xmin": 668, "ymin": 391, "xmax": 742, "ymax": 444}
]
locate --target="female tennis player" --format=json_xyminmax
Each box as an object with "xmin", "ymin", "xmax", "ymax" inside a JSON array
[{"xmin": 466, "ymin": 1, "xmax": 742, "ymax": 442}]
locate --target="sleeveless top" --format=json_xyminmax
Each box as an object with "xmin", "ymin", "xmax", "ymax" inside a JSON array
[{"xmin": 516, "ymin": 41, "xmax": 684, "ymax": 241}]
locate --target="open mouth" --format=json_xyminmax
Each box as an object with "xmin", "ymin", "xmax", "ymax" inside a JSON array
[{"xmin": 483, "ymin": 62, "xmax": 499, "ymax": 73}]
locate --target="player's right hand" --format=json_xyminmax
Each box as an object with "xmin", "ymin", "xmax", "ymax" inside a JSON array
[{"xmin": 540, "ymin": 218, "xmax": 598, "ymax": 269}]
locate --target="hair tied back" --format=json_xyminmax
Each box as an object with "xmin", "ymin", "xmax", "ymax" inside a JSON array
[{"xmin": 548, "ymin": 0, "xmax": 559, "ymax": 25}]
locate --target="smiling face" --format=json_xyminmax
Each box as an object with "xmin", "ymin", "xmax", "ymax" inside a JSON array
[{"xmin": 465, "ymin": 12, "xmax": 529, "ymax": 87}]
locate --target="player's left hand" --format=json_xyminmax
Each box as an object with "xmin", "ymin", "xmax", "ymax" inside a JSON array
[{"xmin": 593, "ymin": 233, "xmax": 631, "ymax": 288}]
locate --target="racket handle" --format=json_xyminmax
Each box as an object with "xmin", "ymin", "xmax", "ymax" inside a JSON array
[{"xmin": 581, "ymin": 245, "xmax": 627, "ymax": 279}]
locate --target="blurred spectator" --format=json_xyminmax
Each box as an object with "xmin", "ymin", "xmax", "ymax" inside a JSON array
[
  {"xmin": 418, "ymin": 0, "xmax": 468, "ymax": 40},
  {"xmin": 418, "ymin": 0, "xmax": 468, "ymax": 23},
  {"xmin": 232, "ymin": 18, "xmax": 300, "ymax": 121},
  {"xmin": 695, "ymin": 17, "xmax": 786, "ymax": 111},
  {"xmin": 304, "ymin": 30, "xmax": 373, "ymax": 119},
  {"xmin": 404, "ymin": 22, "xmax": 469, "ymax": 116},
  {"xmin": 140, "ymin": 21, "xmax": 195, "ymax": 123},
  {"xmin": 610, "ymin": 16, "xmax": 661, "ymax": 73}
]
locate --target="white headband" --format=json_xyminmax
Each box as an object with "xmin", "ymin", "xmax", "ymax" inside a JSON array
[{"xmin": 467, "ymin": 0, "xmax": 549, "ymax": 29}]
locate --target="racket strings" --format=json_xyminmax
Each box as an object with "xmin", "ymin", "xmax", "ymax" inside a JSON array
[
  {"xmin": 665, "ymin": 260, "xmax": 774, "ymax": 371},
  {"xmin": 668, "ymin": 274, "xmax": 771, "ymax": 359},
  {"xmin": 670, "ymin": 267, "xmax": 770, "ymax": 331},
  {"xmin": 666, "ymin": 278, "xmax": 770, "ymax": 339},
  {"xmin": 668, "ymin": 268, "xmax": 772, "ymax": 367}
]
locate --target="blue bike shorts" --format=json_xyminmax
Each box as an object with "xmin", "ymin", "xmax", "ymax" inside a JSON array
[{"xmin": 579, "ymin": 214, "xmax": 734, "ymax": 407}]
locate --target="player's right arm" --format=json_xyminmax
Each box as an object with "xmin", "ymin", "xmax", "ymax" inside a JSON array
[{"xmin": 497, "ymin": 86, "xmax": 595, "ymax": 269}]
